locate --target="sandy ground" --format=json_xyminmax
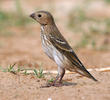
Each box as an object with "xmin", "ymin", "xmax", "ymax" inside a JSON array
[{"xmin": 0, "ymin": 71, "xmax": 110, "ymax": 100}]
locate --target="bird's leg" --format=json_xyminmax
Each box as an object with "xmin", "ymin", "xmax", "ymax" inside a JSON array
[
  {"xmin": 52, "ymin": 67, "xmax": 65, "ymax": 87},
  {"xmin": 46, "ymin": 67, "xmax": 65, "ymax": 87},
  {"xmin": 51, "ymin": 74, "xmax": 60, "ymax": 85},
  {"xmin": 46, "ymin": 73, "xmax": 60, "ymax": 87},
  {"xmin": 58, "ymin": 68, "xmax": 65, "ymax": 83}
]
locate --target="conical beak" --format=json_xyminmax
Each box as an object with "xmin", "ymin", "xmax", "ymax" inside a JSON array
[{"xmin": 30, "ymin": 13, "xmax": 35, "ymax": 19}]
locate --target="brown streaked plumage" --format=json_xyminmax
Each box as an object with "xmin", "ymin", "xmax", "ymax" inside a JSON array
[{"xmin": 30, "ymin": 11, "xmax": 97, "ymax": 86}]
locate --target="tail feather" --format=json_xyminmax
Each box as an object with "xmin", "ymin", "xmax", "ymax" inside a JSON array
[
  {"xmin": 75, "ymin": 66, "xmax": 98, "ymax": 81},
  {"xmin": 69, "ymin": 52, "xmax": 98, "ymax": 81}
]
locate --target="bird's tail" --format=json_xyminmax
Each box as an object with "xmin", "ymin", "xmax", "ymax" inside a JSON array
[{"xmin": 74, "ymin": 66, "xmax": 98, "ymax": 81}]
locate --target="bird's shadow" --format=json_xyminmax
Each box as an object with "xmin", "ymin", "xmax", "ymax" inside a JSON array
[
  {"xmin": 40, "ymin": 81, "xmax": 77, "ymax": 88},
  {"xmin": 62, "ymin": 81, "xmax": 77, "ymax": 86}
]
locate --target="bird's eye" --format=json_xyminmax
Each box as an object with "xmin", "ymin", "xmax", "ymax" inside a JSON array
[{"xmin": 38, "ymin": 14, "xmax": 42, "ymax": 18}]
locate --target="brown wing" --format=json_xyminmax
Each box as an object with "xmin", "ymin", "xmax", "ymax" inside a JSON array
[{"xmin": 49, "ymin": 33, "xmax": 97, "ymax": 81}]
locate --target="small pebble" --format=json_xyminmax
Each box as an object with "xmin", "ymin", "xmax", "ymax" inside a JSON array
[{"xmin": 48, "ymin": 98, "xmax": 52, "ymax": 100}]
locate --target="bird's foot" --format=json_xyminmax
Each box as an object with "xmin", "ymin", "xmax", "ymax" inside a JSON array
[
  {"xmin": 47, "ymin": 81, "xmax": 63, "ymax": 87},
  {"xmin": 41, "ymin": 81, "xmax": 63, "ymax": 88}
]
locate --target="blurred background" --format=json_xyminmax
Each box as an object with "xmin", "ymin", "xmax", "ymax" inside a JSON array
[{"xmin": 0, "ymin": 0, "xmax": 110, "ymax": 70}]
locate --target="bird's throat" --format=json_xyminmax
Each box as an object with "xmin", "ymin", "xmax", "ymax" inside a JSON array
[{"xmin": 41, "ymin": 24, "xmax": 55, "ymax": 35}]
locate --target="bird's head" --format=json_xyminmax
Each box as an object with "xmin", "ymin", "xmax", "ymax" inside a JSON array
[{"xmin": 30, "ymin": 11, "xmax": 55, "ymax": 26}]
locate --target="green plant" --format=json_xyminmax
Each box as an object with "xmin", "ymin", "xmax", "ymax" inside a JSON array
[
  {"xmin": 34, "ymin": 68, "xmax": 44, "ymax": 78},
  {"xmin": 17, "ymin": 66, "xmax": 21, "ymax": 72},
  {"xmin": 48, "ymin": 78, "xmax": 54, "ymax": 83},
  {"xmin": 7, "ymin": 63, "xmax": 16, "ymax": 74},
  {"xmin": 23, "ymin": 69, "xmax": 29, "ymax": 75}
]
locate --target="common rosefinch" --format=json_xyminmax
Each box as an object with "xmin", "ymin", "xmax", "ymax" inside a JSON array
[{"xmin": 30, "ymin": 11, "xmax": 97, "ymax": 86}]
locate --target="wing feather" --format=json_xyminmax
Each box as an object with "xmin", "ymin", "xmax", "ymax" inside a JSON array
[{"xmin": 49, "ymin": 33, "xmax": 97, "ymax": 81}]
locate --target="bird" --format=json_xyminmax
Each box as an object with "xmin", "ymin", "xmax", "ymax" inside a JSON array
[{"xmin": 30, "ymin": 11, "xmax": 97, "ymax": 86}]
